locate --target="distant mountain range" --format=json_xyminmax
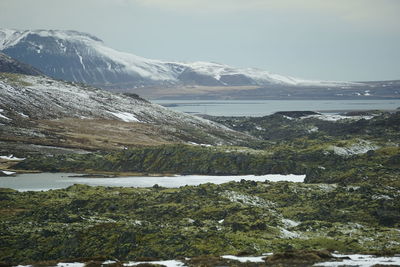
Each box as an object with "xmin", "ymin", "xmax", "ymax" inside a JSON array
[{"xmin": 1, "ymin": 29, "xmax": 399, "ymax": 99}]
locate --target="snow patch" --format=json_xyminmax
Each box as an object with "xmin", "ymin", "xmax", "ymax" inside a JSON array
[
  {"xmin": 222, "ymin": 191, "xmax": 274, "ymax": 207},
  {"xmin": 76, "ymin": 52, "xmax": 86, "ymax": 70},
  {"xmin": 56, "ymin": 263, "xmax": 85, "ymax": 267},
  {"xmin": 301, "ymin": 114, "xmax": 375, "ymax": 121},
  {"xmin": 330, "ymin": 140, "xmax": 379, "ymax": 157},
  {"xmin": 314, "ymin": 254, "xmax": 400, "ymax": 267},
  {"xmin": 102, "ymin": 260, "xmax": 117, "ymax": 264},
  {"xmin": 108, "ymin": 112, "xmax": 140, "ymax": 122},
  {"xmin": 221, "ymin": 255, "xmax": 265, "ymax": 263},
  {"xmin": 17, "ymin": 112, "xmax": 29, "ymax": 118},
  {"xmin": 307, "ymin": 126, "xmax": 319, "ymax": 133},
  {"xmin": 124, "ymin": 260, "xmax": 186, "ymax": 267},
  {"xmin": 16, "ymin": 263, "xmax": 86, "ymax": 267},
  {"xmin": 0, "ymin": 109, "xmax": 10, "ymax": 120},
  {"xmin": 0, "ymin": 155, "xmax": 25, "ymax": 161},
  {"xmin": 282, "ymin": 218, "xmax": 300, "ymax": 228},
  {"xmin": 279, "ymin": 227, "xmax": 301, "ymax": 238},
  {"xmin": 1, "ymin": 170, "xmax": 15, "ymax": 176},
  {"xmin": 187, "ymin": 141, "xmax": 212, "ymax": 147}
]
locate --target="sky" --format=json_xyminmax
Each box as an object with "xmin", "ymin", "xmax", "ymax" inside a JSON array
[{"xmin": 0, "ymin": 0, "xmax": 399, "ymax": 81}]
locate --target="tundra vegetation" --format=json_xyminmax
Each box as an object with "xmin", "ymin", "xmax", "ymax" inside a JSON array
[{"xmin": 1, "ymin": 111, "xmax": 400, "ymax": 266}]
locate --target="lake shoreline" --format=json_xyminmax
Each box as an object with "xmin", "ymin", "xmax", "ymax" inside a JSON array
[
  {"xmin": 0, "ymin": 173, "xmax": 306, "ymax": 191},
  {"xmin": 153, "ymin": 99, "xmax": 400, "ymax": 117}
]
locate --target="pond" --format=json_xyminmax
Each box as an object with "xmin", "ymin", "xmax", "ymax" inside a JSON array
[
  {"xmin": 0, "ymin": 173, "xmax": 306, "ymax": 191},
  {"xmin": 154, "ymin": 99, "xmax": 400, "ymax": 117}
]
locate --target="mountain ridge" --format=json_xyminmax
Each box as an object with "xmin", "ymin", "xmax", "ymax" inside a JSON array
[
  {"xmin": 0, "ymin": 52, "xmax": 43, "ymax": 76},
  {"xmin": 1, "ymin": 29, "xmax": 399, "ymax": 100},
  {"xmin": 0, "ymin": 29, "xmax": 362, "ymax": 89}
]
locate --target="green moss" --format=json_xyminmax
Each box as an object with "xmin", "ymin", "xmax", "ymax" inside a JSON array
[{"xmin": 1, "ymin": 181, "xmax": 399, "ymax": 264}]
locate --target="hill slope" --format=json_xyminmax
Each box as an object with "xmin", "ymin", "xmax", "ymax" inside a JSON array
[
  {"xmin": 0, "ymin": 52, "xmax": 42, "ymax": 76},
  {"xmin": 0, "ymin": 72, "xmax": 253, "ymax": 155}
]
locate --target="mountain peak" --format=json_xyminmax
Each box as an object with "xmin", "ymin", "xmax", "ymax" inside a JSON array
[
  {"xmin": 0, "ymin": 29, "xmax": 102, "ymax": 50},
  {"xmin": 0, "ymin": 28, "xmax": 362, "ymax": 93}
]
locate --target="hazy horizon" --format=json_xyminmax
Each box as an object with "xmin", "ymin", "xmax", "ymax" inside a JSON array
[{"xmin": 1, "ymin": 0, "xmax": 399, "ymax": 82}]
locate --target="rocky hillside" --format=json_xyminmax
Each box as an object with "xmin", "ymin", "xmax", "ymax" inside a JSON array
[
  {"xmin": 0, "ymin": 72, "xmax": 254, "ymax": 155},
  {"xmin": 0, "ymin": 52, "xmax": 42, "ymax": 76}
]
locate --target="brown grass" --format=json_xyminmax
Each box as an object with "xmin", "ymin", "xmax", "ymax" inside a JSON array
[{"xmin": 37, "ymin": 118, "xmax": 178, "ymax": 150}]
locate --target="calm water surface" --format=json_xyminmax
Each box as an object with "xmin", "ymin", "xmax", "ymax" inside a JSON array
[
  {"xmin": 154, "ymin": 99, "xmax": 400, "ymax": 116},
  {"xmin": 0, "ymin": 173, "xmax": 305, "ymax": 191}
]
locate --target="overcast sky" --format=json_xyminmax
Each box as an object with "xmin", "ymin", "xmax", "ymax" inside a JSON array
[{"xmin": 1, "ymin": 0, "xmax": 399, "ymax": 81}]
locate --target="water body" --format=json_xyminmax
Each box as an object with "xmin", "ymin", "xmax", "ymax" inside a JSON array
[
  {"xmin": 154, "ymin": 99, "xmax": 400, "ymax": 117},
  {"xmin": 0, "ymin": 173, "xmax": 305, "ymax": 191}
]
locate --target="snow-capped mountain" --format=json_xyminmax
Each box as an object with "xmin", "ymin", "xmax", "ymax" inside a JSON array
[{"xmin": 0, "ymin": 29, "xmax": 359, "ymax": 90}]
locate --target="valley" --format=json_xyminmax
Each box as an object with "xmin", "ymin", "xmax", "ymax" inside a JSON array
[
  {"xmin": 0, "ymin": 31, "xmax": 399, "ymax": 267},
  {"xmin": 1, "ymin": 101, "xmax": 399, "ymax": 265}
]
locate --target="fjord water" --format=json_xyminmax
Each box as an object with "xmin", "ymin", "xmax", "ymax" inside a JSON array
[
  {"xmin": 154, "ymin": 99, "xmax": 400, "ymax": 116},
  {"xmin": 0, "ymin": 173, "xmax": 305, "ymax": 191}
]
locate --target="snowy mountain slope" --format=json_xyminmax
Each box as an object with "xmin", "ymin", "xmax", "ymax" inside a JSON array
[
  {"xmin": 0, "ymin": 29, "xmax": 362, "ymax": 89},
  {"xmin": 0, "ymin": 72, "xmax": 253, "ymax": 148}
]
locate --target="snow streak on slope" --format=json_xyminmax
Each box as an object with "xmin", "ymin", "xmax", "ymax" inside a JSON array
[{"xmin": 0, "ymin": 29, "xmax": 361, "ymax": 88}]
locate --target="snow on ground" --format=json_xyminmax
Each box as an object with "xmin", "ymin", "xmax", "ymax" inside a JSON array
[
  {"xmin": 0, "ymin": 170, "xmax": 16, "ymax": 175},
  {"xmin": 55, "ymin": 263, "xmax": 85, "ymax": 267},
  {"xmin": 14, "ymin": 255, "xmax": 400, "ymax": 267},
  {"xmin": 222, "ymin": 190, "xmax": 274, "ymax": 207},
  {"xmin": 187, "ymin": 142, "xmax": 212, "ymax": 147},
  {"xmin": 0, "ymin": 108, "xmax": 10, "ymax": 120},
  {"xmin": 330, "ymin": 140, "xmax": 379, "ymax": 157},
  {"xmin": 314, "ymin": 254, "xmax": 400, "ymax": 267},
  {"xmin": 221, "ymin": 255, "xmax": 265, "ymax": 263},
  {"xmin": 307, "ymin": 126, "xmax": 319, "ymax": 133},
  {"xmin": 282, "ymin": 218, "xmax": 300, "ymax": 228},
  {"xmin": 279, "ymin": 227, "xmax": 301, "ymax": 238},
  {"xmin": 109, "ymin": 111, "xmax": 140, "ymax": 122},
  {"xmin": 16, "ymin": 263, "xmax": 86, "ymax": 267},
  {"xmin": 0, "ymin": 155, "xmax": 26, "ymax": 161},
  {"xmin": 263, "ymin": 174, "xmax": 305, "ymax": 182},
  {"xmin": 0, "ymin": 114, "xmax": 11, "ymax": 120},
  {"xmin": 102, "ymin": 260, "xmax": 117, "ymax": 264},
  {"xmin": 17, "ymin": 112, "xmax": 29, "ymax": 118},
  {"xmin": 301, "ymin": 114, "xmax": 375, "ymax": 121},
  {"xmin": 124, "ymin": 260, "xmax": 185, "ymax": 267}
]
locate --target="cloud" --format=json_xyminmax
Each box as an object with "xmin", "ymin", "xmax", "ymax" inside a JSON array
[{"xmin": 117, "ymin": 0, "xmax": 399, "ymax": 31}]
